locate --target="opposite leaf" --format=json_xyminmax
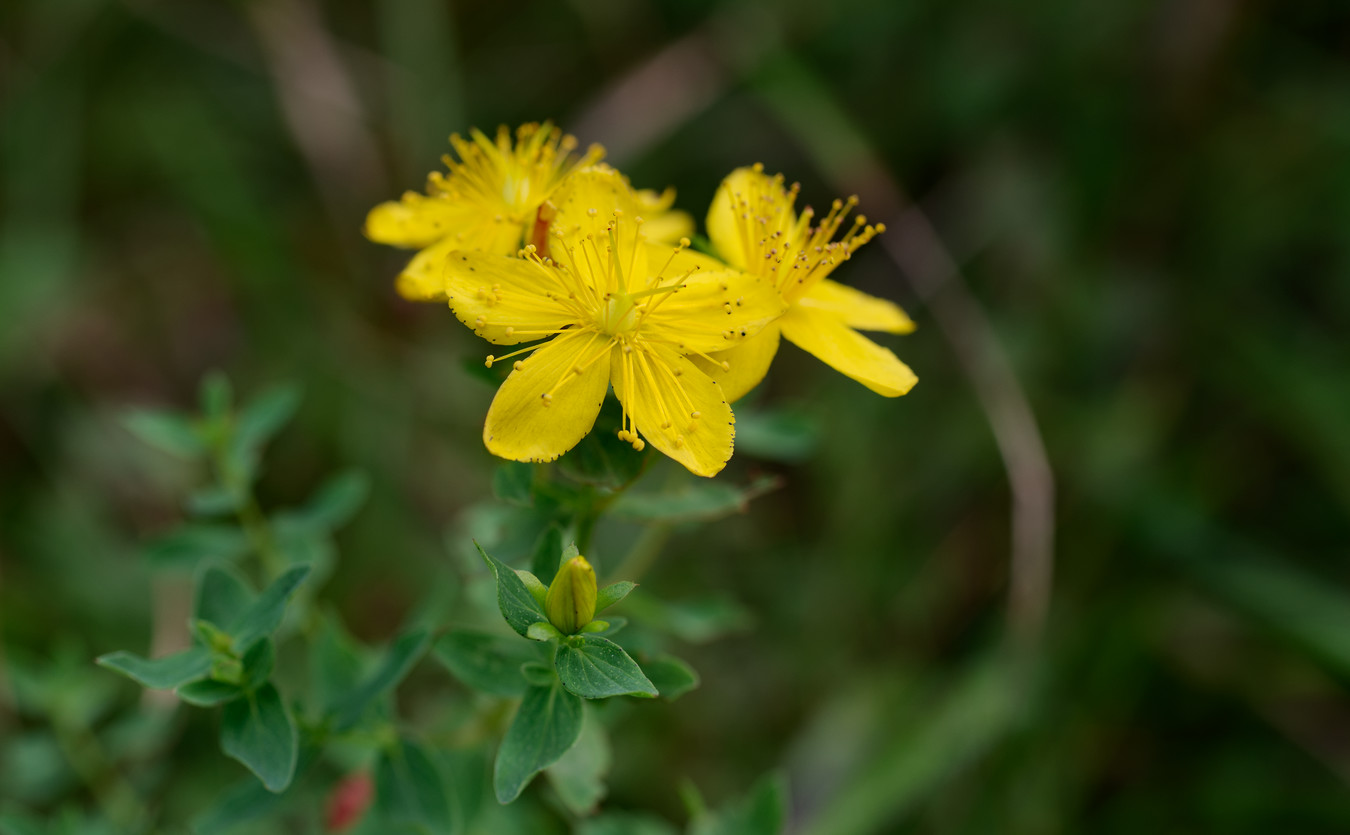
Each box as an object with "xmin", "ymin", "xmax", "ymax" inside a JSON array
[
  {"xmin": 555, "ymin": 636, "xmax": 658, "ymax": 699},
  {"xmin": 96, "ymin": 647, "xmax": 212, "ymax": 690},
  {"xmin": 433, "ymin": 630, "xmax": 537, "ymax": 697},
  {"xmin": 334, "ymin": 628, "xmax": 430, "ymax": 731},
  {"xmin": 229, "ymin": 564, "xmax": 311, "ymax": 652},
  {"xmin": 220, "ymin": 682, "xmax": 298, "ymax": 793},
  {"xmin": 477, "ymin": 542, "xmax": 548, "ymax": 638},
  {"xmin": 596, "ymin": 581, "xmax": 636, "ymax": 613},
  {"xmin": 494, "ymin": 683, "xmax": 583, "ymax": 804}
]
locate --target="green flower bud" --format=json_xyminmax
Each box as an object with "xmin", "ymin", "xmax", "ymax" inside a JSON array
[{"xmin": 545, "ymin": 556, "xmax": 597, "ymax": 634}]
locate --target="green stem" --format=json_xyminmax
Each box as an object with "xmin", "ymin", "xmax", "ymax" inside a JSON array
[
  {"xmin": 237, "ymin": 494, "xmax": 284, "ymax": 580},
  {"xmin": 610, "ymin": 523, "xmax": 672, "ymax": 583}
]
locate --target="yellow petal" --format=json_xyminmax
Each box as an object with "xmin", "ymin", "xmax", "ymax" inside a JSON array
[
  {"xmin": 640, "ymin": 266, "xmax": 786, "ymax": 355},
  {"xmin": 778, "ymin": 304, "xmax": 918, "ymax": 397},
  {"xmin": 365, "ymin": 193, "xmax": 471, "ymax": 249},
  {"xmin": 484, "ymin": 331, "xmax": 612, "ymax": 463},
  {"xmin": 395, "ymin": 237, "xmax": 457, "ymax": 302},
  {"xmin": 366, "ymin": 191, "xmax": 527, "ymax": 256},
  {"xmin": 442, "ymin": 252, "xmax": 579, "ymax": 345},
  {"xmin": 706, "ymin": 166, "xmax": 795, "ymax": 272},
  {"xmin": 692, "ymin": 323, "xmax": 782, "ymax": 403},
  {"xmin": 798, "ymin": 279, "xmax": 916, "ymax": 334},
  {"xmin": 611, "ymin": 343, "xmax": 734, "ymax": 477},
  {"xmin": 550, "ymin": 165, "xmax": 641, "ymax": 244}
]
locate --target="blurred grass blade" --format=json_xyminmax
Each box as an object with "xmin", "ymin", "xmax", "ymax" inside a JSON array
[{"xmin": 800, "ymin": 654, "xmax": 1021, "ymax": 835}]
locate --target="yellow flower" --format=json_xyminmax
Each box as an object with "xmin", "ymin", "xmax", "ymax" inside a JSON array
[
  {"xmin": 364, "ymin": 123, "xmax": 691, "ymax": 301},
  {"xmin": 693, "ymin": 165, "xmax": 918, "ymax": 400},
  {"xmin": 410, "ymin": 167, "xmax": 784, "ymax": 477}
]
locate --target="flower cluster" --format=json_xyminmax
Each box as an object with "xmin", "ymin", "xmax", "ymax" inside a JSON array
[{"xmin": 366, "ymin": 123, "xmax": 917, "ymax": 477}]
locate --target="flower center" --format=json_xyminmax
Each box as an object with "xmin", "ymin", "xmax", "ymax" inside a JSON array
[{"xmin": 599, "ymin": 293, "xmax": 641, "ymax": 336}]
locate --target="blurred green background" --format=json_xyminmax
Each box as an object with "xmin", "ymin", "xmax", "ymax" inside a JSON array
[{"xmin": 4, "ymin": 0, "xmax": 1350, "ymax": 831}]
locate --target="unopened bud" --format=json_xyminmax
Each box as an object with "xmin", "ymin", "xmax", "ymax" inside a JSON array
[{"xmin": 545, "ymin": 556, "xmax": 597, "ymax": 634}]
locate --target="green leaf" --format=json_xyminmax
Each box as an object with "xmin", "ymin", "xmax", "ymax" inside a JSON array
[
  {"xmin": 579, "ymin": 617, "xmax": 626, "ymax": 637},
  {"xmin": 228, "ymin": 565, "xmax": 311, "ymax": 652},
  {"xmin": 691, "ymin": 772, "xmax": 789, "ymax": 835},
  {"xmin": 194, "ymin": 564, "xmax": 255, "ymax": 628},
  {"xmin": 477, "ymin": 542, "xmax": 548, "ymax": 638},
  {"xmin": 557, "ymin": 409, "xmax": 649, "ymax": 490},
  {"xmin": 275, "ymin": 470, "xmax": 370, "ymax": 535},
  {"xmin": 493, "ymin": 682, "xmax": 584, "ymax": 804},
  {"xmin": 640, "ymin": 654, "xmax": 699, "ymax": 701},
  {"xmin": 596, "ymin": 581, "xmax": 636, "ymax": 612},
  {"xmin": 517, "ymin": 570, "xmax": 548, "ymax": 610},
  {"xmin": 334, "ymin": 628, "xmax": 430, "ymax": 731},
  {"xmin": 0, "ymin": 810, "xmax": 49, "ymax": 835},
  {"xmin": 192, "ymin": 746, "xmax": 317, "ymax": 834},
  {"xmin": 520, "ymin": 662, "xmax": 557, "ymax": 687},
  {"xmin": 433, "ymin": 630, "xmax": 537, "ymax": 697},
  {"xmin": 142, "ymin": 525, "xmax": 250, "ymax": 572},
  {"xmin": 96, "ymin": 647, "xmax": 211, "ymax": 690},
  {"xmin": 176, "ymin": 678, "xmax": 243, "ymax": 707},
  {"xmin": 624, "ymin": 593, "xmax": 753, "ymax": 643},
  {"xmin": 120, "ymin": 408, "xmax": 205, "ymax": 458},
  {"xmin": 577, "ymin": 813, "xmax": 679, "ymax": 835},
  {"xmin": 311, "ymin": 616, "xmax": 367, "ymax": 715},
  {"xmin": 220, "ymin": 683, "xmax": 297, "ymax": 793},
  {"xmin": 527, "ymin": 622, "xmax": 561, "ymax": 642},
  {"xmin": 232, "ymin": 383, "xmax": 301, "ymax": 452},
  {"xmin": 239, "ymin": 638, "xmax": 276, "ymax": 692},
  {"xmin": 546, "ymin": 706, "xmax": 611, "ymax": 816},
  {"xmin": 610, "ymin": 476, "xmax": 780, "ymax": 524},
  {"xmin": 733, "ymin": 407, "xmax": 820, "ymax": 463},
  {"xmin": 186, "ymin": 486, "xmax": 242, "ymax": 516},
  {"xmin": 200, "ymin": 372, "xmax": 233, "ymax": 419},
  {"xmin": 555, "ymin": 636, "xmax": 657, "ymax": 699},
  {"xmin": 529, "ymin": 524, "xmax": 566, "ymax": 586},
  {"xmin": 493, "ymin": 461, "xmax": 534, "ymax": 506},
  {"xmin": 374, "ymin": 738, "xmax": 454, "ymax": 833}
]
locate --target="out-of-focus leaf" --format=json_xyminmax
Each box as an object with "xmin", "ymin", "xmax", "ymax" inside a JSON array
[
  {"xmin": 120, "ymin": 409, "xmax": 205, "ymax": 458},
  {"xmin": 546, "ymin": 706, "xmax": 611, "ymax": 816},
  {"xmin": 232, "ymin": 383, "xmax": 301, "ymax": 453},
  {"xmin": 433, "ymin": 630, "xmax": 537, "ymax": 697},
  {"xmin": 228, "ymin": 565, "xmax": 310, "ymax": 652},
  {"xmin": 691, "ymin": 771, "xmax": 789, "ymax": 835},
  {"xmin": 274, "ymin": 471, "xmax": 370, "ymax": 536},
  {"xmin": 374, "ymin": 738, "xmax": 454, "ymax": 833},
  {"xmin": 623, "ymin": 593, "xmax": 753, "ymax": 643},
  {"xmin": 558, "ymin": 408, "xmax": 648, "ymax": 490},
  {"xmin": 311, "ymin": 616, "xmax": 367, "ymax": 716},
  {"xmin": 96, "ymin": 647, "xmax": 211, "ymax": 690},
  {"xmin": 478, "ymin": 543, "xmax": 549, "ymax": 638},
  {"xmin": 334, "ymin": 629, "xmax": 430, "ymax": 731},
  {"xmin": 193, "ymin": 746, "xmax": 317, "ymax": 834},
  {"xmin": 493, "ymin": 461, "xmax": 534, "ymax": 507},
  {"xmin": 186, "ymin": 486, "xmax": 242, "ymax": 517},
  {"xmin": 142, "ymin": 525, "xmax": 250, "ymax": 572},
  {"xmin": 555, "ymin": 636, "xmax": 657, "ymax": 699},
  {"xmin": 194, "ymin": 564, "xmax": 255, "ymax": 628},
  {"xmin": 176, "ymin": 678, "xmax": 242, "ymax": 708},
  {"xmin": 610, "ymin": 476, "xmax": 780, "ymax": 524},
  {"xmin": 493, "ymin": 682, "xmax": 583, "ymax": 803},
  {"xmin": 199, "ymin": 373, "xmax": 232, "ymax": 420},
  {"xmin": 220, "ymin": 683, "xmax": 297, "ymax": 793},
  {"xmin": 640, "ymin": 654, "xmax": 699, "ymax": 701},
  {"xmin": 529, "ymin": 524, "xmax": 566, "ymax": 586},
  {"xmin": 734, "ymin": 407, "xmax": 820, "ymax": 463},
  {"xmin": 577, "ymin": 813, "xmax": 678, "ymax": 835},
  {"xmin": 0, "ymin": 809, "xmax": 51, "ymax": 835}
]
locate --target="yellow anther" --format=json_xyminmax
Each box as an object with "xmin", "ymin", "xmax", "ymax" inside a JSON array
[
  {"xmin": 485, "ymin": 355, "xmax": 495, "ymax": 368},
  {"xmin": 541, "ymin": 393, "xmax": 553, "ymax": 407},
  {"xmin": 513, "ymin": 361, "xmax": 524, "ymax": 371},
  {"xmin": 632, "ymin": 438, "xmax": 645, "ymax": 451},
  {"xmin": 690, "ymin": 411, "xmax": 701, "ymax": 419}
]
